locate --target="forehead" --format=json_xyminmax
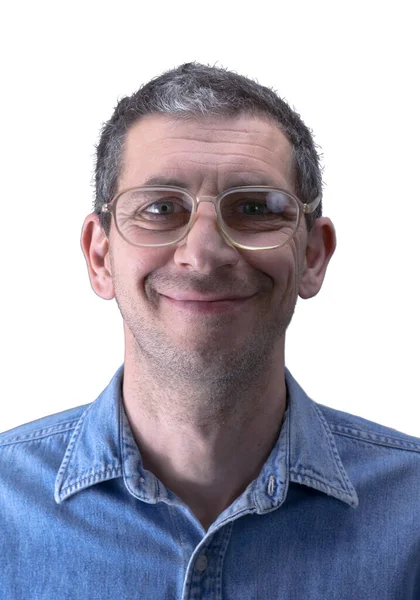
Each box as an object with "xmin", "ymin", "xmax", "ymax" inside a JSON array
[{"xmin": 119, "ymin": 113, "xmax": 295, "ymax": 192}]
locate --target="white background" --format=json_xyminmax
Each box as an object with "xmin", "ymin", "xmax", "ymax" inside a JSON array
[{"xmin": 0, "ymin": 0, "xmax": 419, "ymax": 435}]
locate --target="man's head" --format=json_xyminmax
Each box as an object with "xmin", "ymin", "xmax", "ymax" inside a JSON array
[
  {"xmin": 81, "ymin": 63, "xmax": 336, "ymax": 391},
  {"xmin": 94, "ymin": 62, "xmax": 323, "ymax": 238}
]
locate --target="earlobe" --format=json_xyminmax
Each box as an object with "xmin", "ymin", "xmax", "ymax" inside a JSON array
[
  {"xmin": 298, "ymin": 218, "xmax": 337, "ymax": 300},
  {"xmin": 80, "ymin": 213, "xmax": 115, "ymax": 300}
]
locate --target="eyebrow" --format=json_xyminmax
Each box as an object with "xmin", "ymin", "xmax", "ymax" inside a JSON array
[
  {"xmin": 141, "ymin": 175, "xmax": 282, "ymax": 188},
  {"xmin": 142, "ymin": 176, "xmax": 190, "ymax": 188}
]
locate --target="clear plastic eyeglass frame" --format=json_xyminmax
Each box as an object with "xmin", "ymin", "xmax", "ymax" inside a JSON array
[{"xmin": 101, "ymin": 185, "xmax": 322, "ymax": 251}]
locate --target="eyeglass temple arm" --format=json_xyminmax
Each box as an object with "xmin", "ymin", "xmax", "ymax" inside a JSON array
[{"xmin": 303, "ymin": 194, "xmax": 322, "ymax": 215}]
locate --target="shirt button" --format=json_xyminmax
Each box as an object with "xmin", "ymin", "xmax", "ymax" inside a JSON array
[{"xmin": 195, "ymin": 553, "xmax": 208, "ymax": 573}]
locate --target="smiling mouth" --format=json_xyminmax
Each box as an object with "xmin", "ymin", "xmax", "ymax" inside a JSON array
[
  {"xmin": 162, "ymin": 293, "xmax": 255, "ymax": 302},
  {"xmin": 160, "ymin": 294, "xmax": 256, "ymax": 313}
]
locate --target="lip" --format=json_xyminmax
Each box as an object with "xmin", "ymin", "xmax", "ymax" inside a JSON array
[
  {"xmin": 161, "ymin": 293, "xmax": 255, "ymax": 302},
  {"xmin": 160, "ymin": 293, "xmax": 256, "ymax": 313}
]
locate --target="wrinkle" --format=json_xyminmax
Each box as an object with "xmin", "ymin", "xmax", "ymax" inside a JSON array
[
  {"xmin": 158, "ymin": 136, "xmax": 279, "ymax": 155},
  {"xmin": 140, "ymin": 150, "xmax": 290, "ymax": 170}
]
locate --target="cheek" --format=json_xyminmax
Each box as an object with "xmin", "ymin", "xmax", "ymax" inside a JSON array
[
  {"xmin": 111, "ymin": 235, "xmax": 174, "ymax": 273},
  {"xmin": 244, "ymin": 249, "xmax": 296, "ymax": 290},
  {"xmin": 109, "ymin": 241, "xmax": 176, "ymax": 294}
]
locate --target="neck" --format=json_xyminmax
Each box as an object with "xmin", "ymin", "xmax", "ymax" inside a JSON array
[{"xmin": 122, "ymin": 342, "xmax": 287, "ymax": 530}]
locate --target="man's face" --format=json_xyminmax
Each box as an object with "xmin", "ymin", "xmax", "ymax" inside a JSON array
[{"xmin": 103, "ymin": 113, "xmax": 314, "ymax": 381}]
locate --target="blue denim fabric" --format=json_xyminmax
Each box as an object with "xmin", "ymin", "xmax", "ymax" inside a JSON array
[{"xmin": 1, "ymin": 364, "xmax": 420, "ymax": 599}]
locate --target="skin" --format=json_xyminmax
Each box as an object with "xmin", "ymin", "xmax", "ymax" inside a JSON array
[{"xmin": 81, "ymin": 113, "xmax": 336, "ymax": 531}]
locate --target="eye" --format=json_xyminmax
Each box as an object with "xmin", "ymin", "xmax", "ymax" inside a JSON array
[
  {"xmin": 143, "ymin": 198, "xmax": 188, "ymax": 215},
  {"xmin": 238, "ymin": 201, "xmax": 269, "ymax": 215}
]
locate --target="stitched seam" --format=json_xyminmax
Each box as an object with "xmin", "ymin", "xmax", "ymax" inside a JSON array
[
  {"xmin": 330, "ymin": 428, "xmax": 420, "ymax": 452},
  {"xmin": 290, "ymin": 470, "xmax": 352, "ymax": 494},
  {"xmin": 214, "ymin": 523, "xmax": 233, "ymax": 599},
  {"xmin": 60, "ymin": 467, "xmax": 122, "ymax": 493},
  {"xmin": 167, "ymin": 504, "xmax": 189, "ymax": 571},
  {"xmin": 311, "ymin": 402, "xmax": 354, "ymax": 492},
  {"xmin": 0, "ymin": 424, "xmax": 78, "ymax": 448}
]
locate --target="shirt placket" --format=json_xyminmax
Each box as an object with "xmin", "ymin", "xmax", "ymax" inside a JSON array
[{"xmin": 182, "ymin": 522, "xmax": 233, "ymax": 600}]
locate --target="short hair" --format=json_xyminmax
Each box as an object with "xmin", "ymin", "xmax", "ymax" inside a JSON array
[{"xmin": 94, "ymin": 62, "xmax": 323, "ymax": 236}]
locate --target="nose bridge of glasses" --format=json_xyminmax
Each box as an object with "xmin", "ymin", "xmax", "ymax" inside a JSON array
[
  {"xmin": 193, "ymin": 195, "xmax": 220, "ymax": 220},
  {"xmin": 188, "ymin": 195, "xmax": 238, "ymax": 249},
  {"xmin": 189, "ymin": 195, "xmax": 225, "ymax": 237},
  {"xmin": 197, "ymin": 195, "xmax": 218, "ymax": 208}
]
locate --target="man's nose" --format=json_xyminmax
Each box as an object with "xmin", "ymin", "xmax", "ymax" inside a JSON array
[{"xmin": 172, "ymin": 200, "xmax": 240, "ymax": 274}]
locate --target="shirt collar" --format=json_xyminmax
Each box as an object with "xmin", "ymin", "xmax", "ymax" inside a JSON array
[
  {"xmin": 285, "ymin": 368, "xmax": 359, "ymax": 509},
  {"xmin": 54, "ymin": 365, "xmax": 358, "ymax": 510}
]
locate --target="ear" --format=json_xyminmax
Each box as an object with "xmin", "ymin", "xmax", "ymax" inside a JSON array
[
  {"xmin": 80, "ymin": 213, "xmax": 115, "ymax": 300},
  {"xmin": 299, "ymin": 217, "xmax": 337, "ymax": 299}
]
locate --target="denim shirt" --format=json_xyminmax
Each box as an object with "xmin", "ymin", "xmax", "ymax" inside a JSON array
[{"xmin": 1, "ymin": 365, "xmax": 420, "ymax": 599}]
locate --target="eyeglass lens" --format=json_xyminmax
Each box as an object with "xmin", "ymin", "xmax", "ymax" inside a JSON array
[{"xmin": 115, "ymin": 188, "xmax": 299, "ymax": 248}]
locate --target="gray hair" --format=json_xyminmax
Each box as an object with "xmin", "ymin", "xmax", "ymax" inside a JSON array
[{"xmin": 94, "ymin": 62, "xmax": 323, "ymax": 236}]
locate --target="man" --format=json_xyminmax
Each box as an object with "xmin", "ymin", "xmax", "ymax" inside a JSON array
[{"xmin": 1, "ymin": 63, "xmax": 419, "ymax": 599}]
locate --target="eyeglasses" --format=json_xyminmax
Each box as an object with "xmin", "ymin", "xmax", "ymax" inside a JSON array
[{"xmin": 101, "ymin": 185, "xmax": 322, "ymax": 251}]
